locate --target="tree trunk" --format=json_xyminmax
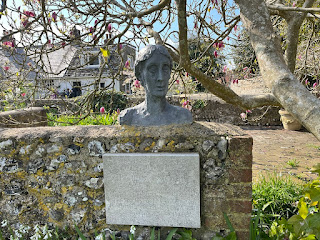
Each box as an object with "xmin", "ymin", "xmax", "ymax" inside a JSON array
[{"xmin": 235, "ymin": 0, "xmax": 320, "ymax": 140}]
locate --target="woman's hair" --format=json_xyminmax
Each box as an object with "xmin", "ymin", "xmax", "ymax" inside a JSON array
[{"xmin": 134, "ymin": 45, "xmax": 173, "ymax": 81}]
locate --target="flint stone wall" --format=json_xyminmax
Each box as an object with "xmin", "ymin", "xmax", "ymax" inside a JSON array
[{"xmin": 0, "ymin": 122, "xmax": 252, "ymax": 239}]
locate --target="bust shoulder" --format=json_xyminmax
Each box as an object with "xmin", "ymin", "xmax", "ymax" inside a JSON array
[
  {"xmin": 118, "ymin": 107, "xmax": 136, "ymax": 125},
  {"xmin": 167, "ymin": 104, "xmax": 193, "ymax": 124}
]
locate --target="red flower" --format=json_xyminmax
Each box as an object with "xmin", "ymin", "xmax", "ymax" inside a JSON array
[
  {"xmin": 134, "ymin": 79, "xmax": 141, "ymax": 88},
  {"xmin": 3, "ymin": 66, "xmax": 9, "ymax": 71},
  {"xmin": 3, "ymin": 41, "xmax": 14, "ymax": 47},
  {"xmin": 52, "ymin": 12, "xmax": 57, "ymax": 22},
  {"xmin": 100, "ymin": 107, "xmax": 105, "ymax": 114},
  {"xmin": 21, "ymin": 93, "xmax": 26, "ymax": 97},
  {"xmin": 214, "ymin": 50, "xmax": 218, "ymax": 58},
  {"xmin": 125, "ymin": 60, "xmax": 130, "ymax": 69},
  {"xmin": 107, "ymin": 23, "xmax": 112, "ymax": 32},
  {"xmin": 176, "ymin": 79, "xmax": 180, "ymax": 84}
]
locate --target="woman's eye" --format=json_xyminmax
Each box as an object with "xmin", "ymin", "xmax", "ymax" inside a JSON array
[
  {"xmin": 148, "ymin": 66, "xmax": 157, "ymax": 73},
  {"xmin": 163, "ymin": 65, "xmax": 170, "ymax": 72}
]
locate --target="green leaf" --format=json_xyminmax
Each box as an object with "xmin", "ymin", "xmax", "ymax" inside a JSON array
[
  {"xmin": 165, "ymin": 228, "xmax": 177, "ymax": 240},
  {"xmin": 225, "ymin": 231, "xmax": 237, "ymax": 240},
  {"xmin": 288, "ymin": 215, "xmax": 305, "ymax": 236},
  {"xmin": 223, "ymin": 213, "xmax": 235, "ymax": 232},
  {"xmin": 301, "ymin": 235, "xmax": 316, "ymax": 240},
  {"xmin": 74, "ymin": 225, "xmax": 87, "ymax": 240},
  {"xmin": 299, "ymin": 199, "xmax": 309, "ymax": 219},
  {"xmin": 150, "ymin": 227, "xmax": 155, "ymax": 240},
  {"xmin": 307, "ymin": 212, "xmax": 320, "ymax": 229}
]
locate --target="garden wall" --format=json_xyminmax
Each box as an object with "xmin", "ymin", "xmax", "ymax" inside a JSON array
[{"xmin": 0, "ymin": 122, "xmax": 252, "ymax": 239}]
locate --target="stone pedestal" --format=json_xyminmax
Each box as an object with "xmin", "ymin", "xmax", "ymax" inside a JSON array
[{"xmin": 0, "ymin": 122, "xmax": 252, "ymax": 239}]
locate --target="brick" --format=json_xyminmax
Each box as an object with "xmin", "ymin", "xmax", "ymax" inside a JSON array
[
  {"xmin": 229, "ymin": 213, "xmax": 251, "ymax": 231},
  {"xmin": 226, "ymin": 184, "xmax": 252, "ymax": 199},
  {"xmin": 203, "ymin": 198, "xmax": 228, "ymax": 214},
  {"xmin": 228, "ymin": 136, "xmax": 253, "ymax": 152},
  {"xmin": 236, "ymin": 231, "xmax": 250, "ymax": 240},
  {"xmin": 203, "ymin": 214, "xmax": 225, "ymax": 229},
  {"xmin": 227, "ymin": 200, "xmax": 252, "ymax": 213},
  {"xmin": 228, "ymin": 137, "xmax": 253, "ymax": 167},
  {"xmin": 229, "ymin": 152, "xmax": 252, "ymax": 168},
  {"xmin": 228, "ymin": 169, "xmax": 252, "ymax": 183}
]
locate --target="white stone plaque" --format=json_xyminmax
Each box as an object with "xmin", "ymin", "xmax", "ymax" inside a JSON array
[{"xmin": 103, "ymin": 153, "xmax": 200, "ymax": 228}]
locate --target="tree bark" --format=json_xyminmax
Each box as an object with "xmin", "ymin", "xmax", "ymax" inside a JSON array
[
  {"xmin": 235, "ymin": 0, "xmax": 320, "ymax": 140},
  {"xmin": 175, "ymin": 0, "xmax": 281, "ymax": 109}
]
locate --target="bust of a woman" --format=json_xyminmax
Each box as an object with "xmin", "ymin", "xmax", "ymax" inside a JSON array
[{"xmin": 119, "ymin": 45, "xmax": 193, "ymax": 126}]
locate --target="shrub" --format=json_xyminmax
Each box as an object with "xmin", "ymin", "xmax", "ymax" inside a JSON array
[
  {"xmin": 91, "ymin": 90, "xmax": 128, "ymax": 113},
  {"xmin": 253, "ymin": 173, "xmax": 303, "ymax": 224}
]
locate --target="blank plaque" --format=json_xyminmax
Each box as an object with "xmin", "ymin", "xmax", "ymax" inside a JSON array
[{"xmin": 103, "ymin": 153, "xmax": 200, "ymax": 228}]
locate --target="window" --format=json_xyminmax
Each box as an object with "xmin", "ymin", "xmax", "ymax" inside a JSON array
[{"xmin": 81, "ymin": 51, "xmax": 101, "ymax": 68}]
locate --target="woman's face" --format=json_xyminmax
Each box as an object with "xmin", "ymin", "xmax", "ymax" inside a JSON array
[{"xmin": 140, "ymin": 51, "xmax": 171, "ymax": 98}]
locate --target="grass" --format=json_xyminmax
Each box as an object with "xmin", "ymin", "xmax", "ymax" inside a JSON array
[
  {"xmin": 47, "ymin": 112, "xmax": 118, "ymax": 126},
  {"xmin": 252, "ymin": 172, "xmax": 303, "ymax": 223},
  {"xmin": 286, "ymin": 158, "xmax": 300, "ymax": 168}
]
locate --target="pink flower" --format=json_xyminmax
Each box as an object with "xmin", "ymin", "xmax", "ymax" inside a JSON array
[
  {"xmin": 240, "ymin": 112, "xmax": 247, "ymax": 120},
  {"xmin": 100, "ymin": 106, "xmax": 105, "ymax": 114},
  {"xmin": 313, "ymin": 82, "xmax": 318, "ymax": 88},
  {"xmin": 125, "ymin": 60, "xmax": 130, "ymax": 69},
  {"xmin": 134, "ymin": 79, "xmax": 141, "ymax": 88},
  {"xmin": 3, "ymin": 41, "xmax": 14, "ymax": 47},
  {"xmin": 186, "ymin": 72, "xmax": 189, "ymax": 77},
  {"xmin": 305, "ymin": 80, "xmax": 309, "ymax": 85},
  {"xmin": 24, "ymin": 10, "xmax": 35, "ymax": 17},
  {"xmin": 3, "ymin": 66, "xmax": 9, "ymax": 71},
  {"xmin": 292, "ymin": 2, "xmax": 296, "ymax": 7},
  {"xmin": 27, "ymin": 62, "xmax": 32, "ymax": 67},
  {"xmin": 89, "ymin": 27, "xmax": 94, "ymax": 33},
  {"xmin": 182, "ymin": 100, "xmax": 189, "ymax": 108},
  {"xmin": 95, "ymin": 19, "xmax": 98, "ymax": 25},
  {"xmin": 176, "ymin": 79, "xmax": 180, "ymax": 84},
  {"xmin": 223, "ymin": 66, "xmax": 227, "ymax": 72},
  {"xmin": 61, "ymin": 41, "xmax": 66, "ymax": 48},
  {"xmin": 21, "ymin": 93, "xmax": 26, "ymax": 97},
  {"xmin": 232, "ymin": 79, "xmax": 239, "ymax": 84},
  {"xmin": 243, "ymin": 67, "xmax": 248, "ymax": 71},
  {"xmin": 226, "ymin": 36, "xmax": 230, "ymax": 41},
  {"xmin": 107, "ymin": 23, "xmax": 112, "ymax": 32},
  {"xmin": 194, "ymin": 22, "xmax": 197, "ymax": 29},
  {"xmin": 117, "ymin": 108, "xmax": 120, "ymax": 114},
  {"xmin": 214, "ymin": 50, "xmax": 218, "ymax": 58},
  {"xmin": 213, "ymin": 42, "xmax": 218, "ymax": 48},
  {"xmin": 119, "ymin": 44, "xmax": 123, "ymax": 50},
  {"xmin": 234, "ymin": 25, "xmax": 238, "ymax": 31},
  {"xmin": 298, "ymin": 55, "xmax": 301, "ymax": 60},
  {"xmin": 218, "ymin": 41, "xmax": 224, "ymax": 49},
  {"xmin": 52, "ymin": 12, "xmax": 57, "ymax": 22},
  {"xmin": 246, "ymin": 110, "xmax": 252, "ymax": 113}
]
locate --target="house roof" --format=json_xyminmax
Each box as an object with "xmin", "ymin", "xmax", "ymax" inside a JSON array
[
  {"xmin": 0, "ymin": 43, "xmax": 136, "ymax": 81},
  {"xmin": 40, "ymin": 45, "xmax": 78, "ymax": 78}
]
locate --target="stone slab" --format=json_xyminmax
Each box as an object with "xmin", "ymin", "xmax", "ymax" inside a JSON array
[{"xmin": 103, "ymin": 153, "xmax": 200, "ymax": 228}]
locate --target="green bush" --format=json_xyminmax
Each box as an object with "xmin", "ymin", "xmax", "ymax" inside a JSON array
[
  {"xmin": 91, "ymin": 90, "xmax": 128, "ymax": 113},
  {"xmin": 253, "ymin": 173, "xmax": 303, "ymax": 224},
  {"xmin": 268, "ymin": 164, "xmax": 320, "ymax": 239}
]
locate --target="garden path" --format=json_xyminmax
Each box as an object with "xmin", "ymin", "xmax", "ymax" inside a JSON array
[{"xmin": 243, "ymin": 126, "xmax": 320, "ymax": 183}]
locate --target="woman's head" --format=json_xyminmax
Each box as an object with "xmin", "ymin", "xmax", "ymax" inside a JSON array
[{"xmin": 135, "ymin": 45, "xmax": 173, "ymax": 82}]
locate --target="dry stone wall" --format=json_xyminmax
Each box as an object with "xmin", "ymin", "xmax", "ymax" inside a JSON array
[{"xmin": 0, "ymin": 122, "xmax": 252, "ymax": 239}]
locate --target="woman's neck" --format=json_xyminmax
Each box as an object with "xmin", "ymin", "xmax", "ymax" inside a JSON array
[{"xmin": 144, "ymin": 95, "xmax": 167, "ymax": 114}]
